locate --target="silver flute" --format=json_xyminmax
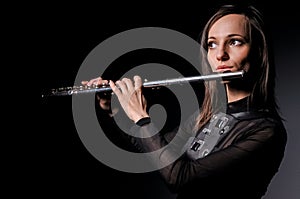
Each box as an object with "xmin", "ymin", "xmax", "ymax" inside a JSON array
[{"xmin": 42, "ymin": 70, "xmax": 244, "ymax": 97}]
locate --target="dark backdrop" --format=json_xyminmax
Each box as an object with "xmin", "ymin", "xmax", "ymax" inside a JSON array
[{"xmin": 40, "ymin": 1, "xmax": 300, "ymax": 198}]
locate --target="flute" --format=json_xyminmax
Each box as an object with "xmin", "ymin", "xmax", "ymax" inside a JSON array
[{"xmin": 42, "ymin": 70, "xmax": 244, "ymax": 97}]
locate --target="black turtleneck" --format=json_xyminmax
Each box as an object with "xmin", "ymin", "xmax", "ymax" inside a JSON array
[{"xmin": 227, "ymin": 96, "xmax": 251, "ymax": 114}]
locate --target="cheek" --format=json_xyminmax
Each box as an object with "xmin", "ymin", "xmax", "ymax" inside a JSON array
[
  {"xmin": 239, "ymin": 61, "xmax": 250, "ymax": 71},
  {"xmin": 232, "ymin": 50, "xmax": 249, "ymax": 67},
  {"xmin": 207, "ymin": 52, "xmax": 215, "ymax": 67}
]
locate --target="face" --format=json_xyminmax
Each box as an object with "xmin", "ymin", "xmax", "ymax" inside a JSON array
[{"xmin": 207, "ymin": 14, "xmax": 250, "ymax": 73}]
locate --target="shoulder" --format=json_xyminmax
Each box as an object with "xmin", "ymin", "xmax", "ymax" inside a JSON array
[{"xmin": 233, "ymin": 111, "xmax": 287, "ymax": 142}]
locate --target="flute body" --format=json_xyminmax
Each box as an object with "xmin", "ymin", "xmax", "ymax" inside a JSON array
[{"xmin": 42, "ymin": 70, "xmax": 244, "ymax": 97}]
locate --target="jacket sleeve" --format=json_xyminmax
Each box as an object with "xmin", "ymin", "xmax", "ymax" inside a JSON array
[{"xmin": 130, "ymin": 116, "xmax": 287, "ymax": 192}]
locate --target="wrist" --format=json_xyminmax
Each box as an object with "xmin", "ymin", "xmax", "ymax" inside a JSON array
[
  {"xmin": 135, "ymin": 117, "xmax": 151, "ymax": 126},
  {"xmin": 132, "ymin": 113, "xmax": 150, "ymax": 123}
]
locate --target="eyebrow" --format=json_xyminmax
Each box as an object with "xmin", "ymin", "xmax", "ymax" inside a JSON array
[{"xmin": 208, "ymin": 34, "xmax": 245, "ymax": 40}]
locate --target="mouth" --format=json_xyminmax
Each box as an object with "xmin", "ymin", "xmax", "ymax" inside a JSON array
[
  {"xmin": 217, "ymin": 65, "xmax": 232, "ymax": 69},
  {"xmin": 216, "ymin": 65, "xmax": 233, "ymax": 73}
]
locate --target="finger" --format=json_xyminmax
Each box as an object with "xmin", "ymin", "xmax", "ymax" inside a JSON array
[
  {"xmin": 109, "ymin": 80, "xmax": 122, "ymax": 96},
  {"xmin": 117, "ymin": 78, "xmax": 130, "ymax": 94},
  {"xmin": 92, "ymin": 77, "xmax": 103, "ymax": 86},
  {"xmin": 81, "ymin": 81, "xmax": 89, "ymax": 85},
  {"xmin": 133, "ymin": 75, "xmax": 142, "ymax": 90},
  {"xmin": 87, "ymin": 77, "xmax": 102, "ymax": 86},
  {"xmin": 98, "ymin": 79, "xmax": 109, "ymax": 87},
  {"xmin": 122, "ymin": 78, "xmax": 134, "ymax": 93},
  {"xmin": 134, "ymin": 76, "xmax": 144, "ymax": 102}
]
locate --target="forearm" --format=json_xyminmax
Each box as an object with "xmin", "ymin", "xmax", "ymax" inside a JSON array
[{"xmin": 129, "ymin": 121, "xmax": 284, "ymax": 192}]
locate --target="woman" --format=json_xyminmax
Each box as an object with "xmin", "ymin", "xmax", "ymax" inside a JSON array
[{"xmin": 83, "ymin": 4, "xmax": 287, "ymax": 199}]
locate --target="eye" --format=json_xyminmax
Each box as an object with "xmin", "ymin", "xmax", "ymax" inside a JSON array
[
  {"xmin": 229, "ymin": 39, "xmax": 243, "ymax": 46},
  {"xmin": 207, "ymin": 41, "xmax": 217, "ymax": 49}
]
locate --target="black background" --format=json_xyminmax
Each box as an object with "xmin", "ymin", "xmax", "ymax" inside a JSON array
[{"xmin": 39, "ymin": 1, "xmax": 300, "ymax": 198}]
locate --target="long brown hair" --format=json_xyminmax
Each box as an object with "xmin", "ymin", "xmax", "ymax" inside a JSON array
[{"xmin": 195, "ymin": 4, "xmax": 279, "ymax": 130}]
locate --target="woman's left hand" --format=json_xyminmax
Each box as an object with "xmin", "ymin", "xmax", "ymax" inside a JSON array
[{"xmin": 109, "ymin": 75, "xmax": 149, "ymax": 123}]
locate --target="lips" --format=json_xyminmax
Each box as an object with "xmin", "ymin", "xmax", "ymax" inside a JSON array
[{"xmin": 217, "ymin": 65, "xmax": 231, "ymax": 70}]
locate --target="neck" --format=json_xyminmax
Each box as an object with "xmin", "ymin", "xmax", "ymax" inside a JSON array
[{"xmin": 226, "ymin": 85, "xmax": 250, "ymax": 103}]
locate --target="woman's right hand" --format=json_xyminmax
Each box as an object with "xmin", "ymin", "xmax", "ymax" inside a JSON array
[
  {"xmin": 81, "ymin": 77, "xmax": 109, "ymax": 87},
  {"xmin": 81, "ymin": 77, "xmax": 111, "ymax": 111},
  {"xmin": 81, "ymin": 76, "xmax": 149, "ymax": 123}
]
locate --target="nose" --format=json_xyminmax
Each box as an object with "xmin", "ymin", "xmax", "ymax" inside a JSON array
[{"xmin": 216, "ymin": 45, "xmax": 229, "ymax": 61}]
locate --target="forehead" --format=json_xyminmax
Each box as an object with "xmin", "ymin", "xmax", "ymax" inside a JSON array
[{"xmin": 208, "ymin": 14, "xmax": 248, "ymax": 37}]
